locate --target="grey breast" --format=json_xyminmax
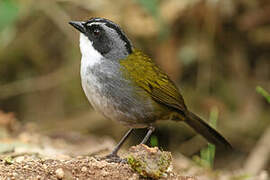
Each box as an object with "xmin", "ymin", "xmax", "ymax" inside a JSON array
[{"xmin": 81, "ymin": 59, "xmax": 156, "ymax": 128}]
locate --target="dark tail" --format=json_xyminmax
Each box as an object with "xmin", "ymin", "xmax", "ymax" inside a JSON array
[{"xmin": 185, "ymin": 111, "xmax": 232, "ymax": 150}]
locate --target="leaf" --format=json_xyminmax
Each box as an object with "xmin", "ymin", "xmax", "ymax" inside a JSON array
[
  {"xmin": 150, "ymin": 135, "xmax": 158, "ymax": 147},
  {"xmin": 256, "ymin": 86, "xmax": 270, "ymax": 104},
  {"xmin": 199, "ymin": 107, "xmax": 218, "ymax": 168}
]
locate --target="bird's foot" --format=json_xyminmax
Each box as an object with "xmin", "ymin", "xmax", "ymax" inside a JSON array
[{"xmin": 101, "ymin": 153, "xmax": 127, "ymax": 163}]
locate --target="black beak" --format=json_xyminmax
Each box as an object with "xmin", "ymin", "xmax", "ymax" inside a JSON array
[{"xmin": 69, "ymin": 21, "xmax": 86, "ymax": 33}]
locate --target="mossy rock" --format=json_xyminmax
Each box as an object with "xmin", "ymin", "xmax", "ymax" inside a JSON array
[{"xmin": 127, "ymin": 144, "xmax": 172, "ymax": 179}]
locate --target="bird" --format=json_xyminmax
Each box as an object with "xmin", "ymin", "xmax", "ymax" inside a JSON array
[{"xmin": 69, "ymin": 17, "xmax": 232, "ymax": 160}]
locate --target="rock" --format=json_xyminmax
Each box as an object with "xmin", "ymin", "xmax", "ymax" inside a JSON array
[
  {"xmin": 55, "ymin": 168, "xmax": 64, "ymax": 179},
  {"xmin": 127, "ymin": 144, "xmax": 172, "ymax": 179},
  {"xmin": 81, "ymin": 166, "xmax": 88, "ymax": 172}
]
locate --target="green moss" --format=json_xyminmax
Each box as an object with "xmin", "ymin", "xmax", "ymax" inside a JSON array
[
  {"xmin": 127, "ymin": 146, "xmax": 172, "ymax": 179},
  {"xmin": 3, "ymin": 156, "xmax": 13, "ymax": 165},
  {"xmin": 127, "ymin": 155, "xmax": 147, "ymax": 177}
]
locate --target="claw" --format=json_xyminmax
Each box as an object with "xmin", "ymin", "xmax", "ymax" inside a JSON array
[{"xmin": 102, "ymin": 154, "xmax": 127, "ymax": 163}]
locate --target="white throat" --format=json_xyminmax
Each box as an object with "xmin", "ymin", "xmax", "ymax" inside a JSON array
[{"xmin": 80, "ymin": 33, "xmax": 102, "ymax": 67}]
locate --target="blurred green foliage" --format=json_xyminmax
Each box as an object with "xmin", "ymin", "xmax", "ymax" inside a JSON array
[
  {"xmin": 256, "ymin": 86, "xmax": 270, "ymax": 104},
  {"xmin": 199, "ymin": 107, "xmax": 218, "ymax": 168},
  {"xmin": 136, "ymin": 0, "xmax": 159, "ymax": 18},
  {"xmin": 0, "ymin": 0, "xmax": 19, "ymax": 31},
  {"xmin": 150, "ymin": 135, "xmax": 159, "ymax": 147},
  {"xmin": 136, "ymin": 0, "xmax": 169, "ymax": 40}
]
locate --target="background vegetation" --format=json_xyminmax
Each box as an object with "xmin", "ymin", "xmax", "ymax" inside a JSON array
[{"xmin": 0, "ymin": 0, "xmax": 269, "ymax": 173}]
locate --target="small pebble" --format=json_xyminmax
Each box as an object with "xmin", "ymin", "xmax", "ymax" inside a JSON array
[
  {"xmin": 101, "ymin": 169, "xmax": 109, "ymax": 177},
  {"xmin": 55, "ymin": 168, "xmax": 64, "ymax": 179},
  {"xmin": 81, "ymin": 166, "xmax": 87, "ymax": 172},
  {"xmin": 95, "ymin": 162, "xmax": 105, "ymax": 169},
  {"xmin": 128, "ymin": 174, "xmax": 139, "ymax": 180},
  {"xmin": 14, "ymin": 156, "xmax": 25, "ymax": 163}
]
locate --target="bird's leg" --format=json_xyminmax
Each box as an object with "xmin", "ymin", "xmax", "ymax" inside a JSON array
[
  {"xmin": 105, "ymin": 128, "xmax": 134, "ymax": 161},
  {"xmin": 140, "ymin": 126, "xmax": 155, "ymax": 144}
]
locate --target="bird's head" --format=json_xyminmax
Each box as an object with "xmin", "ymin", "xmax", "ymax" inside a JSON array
[{"xmin": 69, "ymin": 18, "xmax": 133, "ymax": 61}]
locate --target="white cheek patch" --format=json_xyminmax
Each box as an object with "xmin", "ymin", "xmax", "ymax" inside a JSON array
[{"xmin": 79, "ymin": 33, "xmax": 102, "ymax": 67}]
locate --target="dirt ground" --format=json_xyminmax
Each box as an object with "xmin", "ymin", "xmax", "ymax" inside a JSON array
[
  {"xmin": 0, "ymin": 116, "xmax": 193, "ymax": 180},
  {"xmin": 0, "ymin": 132, "xmax": 192, "ymax": 180},
  {"xmin": 0, "ymin": 156, "xmax": 186, "ymax": 180},
  {"xmin": 0, "ymin": 131, "xmax": 268, "ymax": 180},
  {"xmin": 0, "ymin": 113, "xmax": 268, "ymax": 180}
]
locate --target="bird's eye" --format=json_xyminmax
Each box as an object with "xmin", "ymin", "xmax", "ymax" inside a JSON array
[{"xmin": 93, "ymin": 28, "xmax": 100, "ymax": 36}]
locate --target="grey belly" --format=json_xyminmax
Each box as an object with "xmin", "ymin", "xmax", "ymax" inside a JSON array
[{"xmin": 81, "ymin": 75, "xmax": 156, "ymax": 128}]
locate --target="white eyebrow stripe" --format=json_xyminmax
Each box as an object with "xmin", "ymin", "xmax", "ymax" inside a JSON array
[{"xmin": 87, "ymin": 22, "xmax": 105, "ymax": 26}]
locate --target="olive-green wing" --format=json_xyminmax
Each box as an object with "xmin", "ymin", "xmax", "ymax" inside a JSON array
[
  {"xmin": 120, "ymin": 49, "xmax": 187, "ymax": 113},
  {"xmin": 120, "ymin": 50, "xmax": 233, "ymax": 148}
]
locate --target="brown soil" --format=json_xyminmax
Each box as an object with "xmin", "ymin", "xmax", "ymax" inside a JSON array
[
  {"xmin": 0, "ymin": 122, "xmax": 194, "ymax": 180},
  {"xmin": 0, "ymin": 155, "xmax": 191, "ymax": 180},
  {"xmin": 0, "ymin": 114, "xmax": 267, "ymax": 180}
]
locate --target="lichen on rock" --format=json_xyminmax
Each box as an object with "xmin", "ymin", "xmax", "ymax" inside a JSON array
[{"xmin": 127, "ymin": 144, "xmax": 172, "ymax": 179}]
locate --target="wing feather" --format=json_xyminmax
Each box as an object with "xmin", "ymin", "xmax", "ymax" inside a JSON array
[{"xmin": 120, "ymin": 49, "xmax": 187, "ymax": 114}]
